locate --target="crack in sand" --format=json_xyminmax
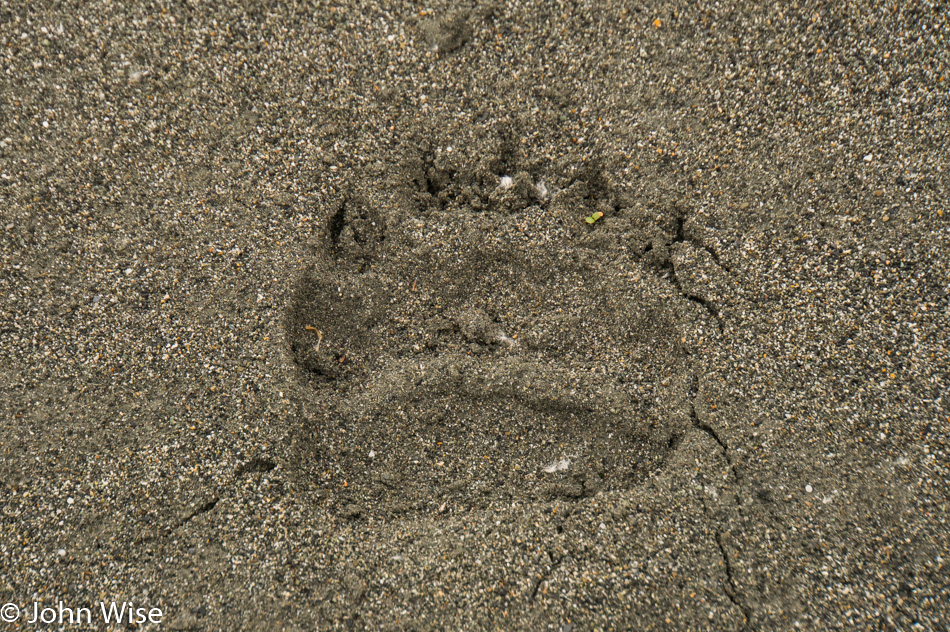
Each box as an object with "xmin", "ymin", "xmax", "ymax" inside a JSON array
[
  {"xmin": 528, "ymin": 506, "xmax": 573, "ymax": 603},
  {"xmin": 689, "ymin": 382, "xmax": 756, "ymax": 628},
  {"xmin": 528, "ymin": 549, "xmax": 565, "ymax": 603},
  {"xmin": 690, "ymin": 402, "xmax": 741, "ymax": 497},
  {"xmin": 678, "ymin": 286, "xmax": 725, "ymax": 333},
  {"xmin": 667, "ymin": 215, "xmax": 729, "ymax": 333},
  {"xmin": 714, "ymin": 530, "xmax": 752, "ymax": 629}
]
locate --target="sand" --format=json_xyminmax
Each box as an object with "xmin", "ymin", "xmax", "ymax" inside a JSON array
[{"xmin": 2, "ymin": 0, "xmax": 948, "ymax": 629}]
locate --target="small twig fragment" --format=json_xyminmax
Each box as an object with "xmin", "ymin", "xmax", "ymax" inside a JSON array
[{"xmin": 305, "ymin": 326, "xmax": 324, "ymax": 352}]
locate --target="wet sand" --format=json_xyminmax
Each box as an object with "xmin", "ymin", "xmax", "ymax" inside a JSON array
[{"xmin": 2, "ymin": 1, "xmax": 948, "ymax": 629}]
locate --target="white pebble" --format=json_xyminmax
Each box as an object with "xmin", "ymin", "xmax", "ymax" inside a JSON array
[
  {"xmin": 543, "ymin": 458, "xmax": 571, "ymax": 473},
  {"xmin": 805, "ymin": 484, "xmax": 813, "ymax": 493},
  {"xmin": 57, "ymin": 549, "xmax": 66, "ymax": 557}
]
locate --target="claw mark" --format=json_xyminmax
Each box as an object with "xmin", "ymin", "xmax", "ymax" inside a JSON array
[{"xmin": 175, "ymin": 497, "xmax": 219, "ymax": 530}]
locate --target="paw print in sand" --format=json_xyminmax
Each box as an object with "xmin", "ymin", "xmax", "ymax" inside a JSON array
[{"xmin": 285, "ymin": 143, "xmax": 729, "ymax": 517}]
